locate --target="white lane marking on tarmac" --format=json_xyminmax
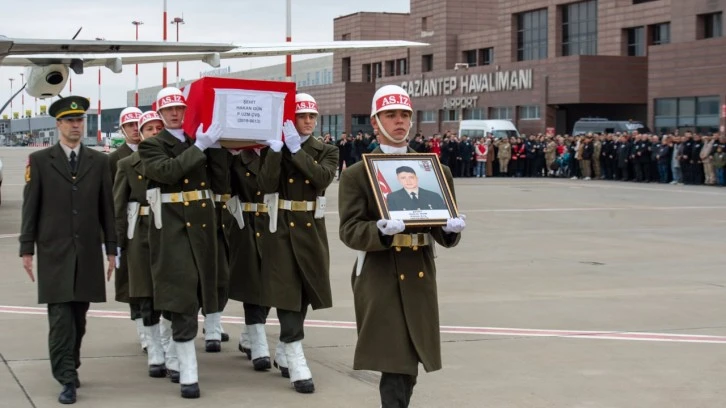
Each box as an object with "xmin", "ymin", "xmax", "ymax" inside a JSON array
[
  {"xmin": 1, "ymin": 305, "xmax": 726, "ymax": 344},
  {"xmin": 0, "ymin": 233, "xmax": 20, "ymax": 239}
]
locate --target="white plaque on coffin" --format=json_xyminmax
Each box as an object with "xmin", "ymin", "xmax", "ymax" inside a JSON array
[{"xmin": 212, "ymin": 88, "xmax": 286, "ymax": 145}]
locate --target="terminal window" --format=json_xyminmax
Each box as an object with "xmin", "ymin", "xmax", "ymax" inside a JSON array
[
  {"xmin": 490, "ymin": 107, "xmax": 514, "ymax": 120},
  {"xmin": 519, "ymin": 105, "xmax": 541, "ymax": 120},
  {"xmin": 517, "ymin": 8, "xmax": 548, "ymax": 61},
  {"xmin": 463, "ymin": 50, "xmax": 477, "ymax": 67},
  {"xmin": 625, "ymin": 26, "xmax": 645, "ymax": 56},
  {"xmin": 699, "ymin": 12, "xmax": 723, "ymax": 39},
  {"xmin": 561, "ymin": 0, "xmax": 597, "ymax": 56},
  {"xmin": 396, "ymin": 58, "xmax": 408, "ymax": 75},
  {"xmin": 650, "ymin": 23, "xmax": 670, "ymax": 45},
  {"xmin": 479, "ymin": 48, "xmax": 494, "ymax": 66},
  {"xmin": 422, "ymin": 54, "xmax": 434, "ymax": 72},
  {"xmin": 654, "ymin": 96, "xmax": 719, "ymax": 133},
  {"xmin": 419, "ymin": 111, "xmax": 436, "ymax": 123}
]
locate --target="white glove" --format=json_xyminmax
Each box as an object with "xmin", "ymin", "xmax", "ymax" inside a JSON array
[
  {"xmin": 376, "ymin": 219, "xmax": 405, "ymax": 236},
  {"xmin": 282, "ymin": 120, "xmax": 302, "ymax": 154},
  {"xmin": 194, "ymin": 123, "xmax": 222, "ymax": 151},
  {"xmin": 259, "ymin": 139, "xmax": 284, "ymax": 153},
  {"xmin": 442, "ymin": 214, "xmax": 466, "ymax": 234},
  {"xmin": 115, "ymin": 247, "xmax": 121, "ymax": 269}
]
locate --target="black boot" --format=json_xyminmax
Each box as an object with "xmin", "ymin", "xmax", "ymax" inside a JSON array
[
  {"xmin": 168, "ymin": 370, "xmax": 180, "ymax": 383},
  {"xmin": 149, "ymin": 364, "xmax": 167, "ymax": 378},
  {"xmin": 74, "ymin": 378, "xmax": 81, "ymax": 388},
  {"xmin": 58, "ymin": 383, "xmax": 77, "ymax": 404},
  {"xmin": 238, "ymin": 343, "xmax": 251, "ymax": 360},
  {"xmin": 205, "ymin": 340, "xmax": 221, "ymax": 352},
  {"xmin": 292, "ymin": 379, "xmax": 315, "ymax": 394},
  {"xmin": 253, "ymin": 356, "xmax": 272, "ymax": 371},
  {"xmin": 180, "ymin": 383, "xmax": 200, "ymax": 399}
]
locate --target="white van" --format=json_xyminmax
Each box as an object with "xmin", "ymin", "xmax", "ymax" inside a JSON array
[{"xmin": 458, "ymin": 120, "xmax": 521, "ymax": 139}]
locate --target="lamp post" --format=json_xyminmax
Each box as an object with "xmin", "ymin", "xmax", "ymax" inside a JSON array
[
  {"xmin": 162, "ymin": 0, "xmax": 168, "ymax": 87},
  {"xmin": 8, "ymin": 78, "xmax": 14, "ymax": 116},
  {"xmin": 95, "ymin": 37, "xmax": 105, "ymax": 144},
  {"xmin": 132, "ymin": 20, "xmax": 144, "ymax": 107},
  {"xmin": 19, "ymin": 72, "xmax": 25, "ymax": 117},
  {"xmin": 286, "ymin": 0, "xmax": 292, "ymax": 82},
  {"xmin": 171, "ymin": 16, "xmax": 185, "ymax": 87}
]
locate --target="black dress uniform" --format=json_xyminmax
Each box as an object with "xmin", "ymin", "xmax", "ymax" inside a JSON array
[{"xmin": 19, "ymin": 96, "xmax": 116, "ymax": 404}]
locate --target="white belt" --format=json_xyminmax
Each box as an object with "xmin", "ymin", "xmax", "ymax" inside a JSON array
[
  {"xmin": 278, "ymin": 199, "xmax": 315, "ymax": 212},
  {"xmin": 160, "ymin": 189, "xmax": 213, "ymax": 204}
]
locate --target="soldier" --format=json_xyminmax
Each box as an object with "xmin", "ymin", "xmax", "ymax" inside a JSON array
[
  {"xmin": 497, "ymin": 137, "xmax": 511, "ymax": 176},
  {"xmin": 386, "ymin": 166, "xmax": 447, "ymax": 211},
  {"xmin": 257, "ymin": 93, "xmax": 338, "ymax": 393},
  {"xmin": 592, "ymin": 134, "xmax": 602, "ymax": 179},
  {"xmin": 20, "ymin": 96, "xmax": 117, "ymax": 404},
  {"xmin": 544, "ymin": 136, "xmax": 557, "ymax": 176},
  {"xmin": 338, "ymin": 85, "xmax": 465, "ymax": 408},
  {"xmin": 109, "ymin": 106, "xmax": 147, "ymax": 353},
  {"xmin": 113, "ymin": 111, "xmax": 167, "ymax": 379},
  {"xmin": 226, "ymin": 140, "xmax": 283, "ymax": 373},
  {"xmin": 138, "ymin": 87, "xmax": 222, "ymax": 399}
]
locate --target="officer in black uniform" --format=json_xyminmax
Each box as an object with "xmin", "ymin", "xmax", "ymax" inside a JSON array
[{"xmin": 386, "ymin": 166, "xmax": 447, "ymax": 211}]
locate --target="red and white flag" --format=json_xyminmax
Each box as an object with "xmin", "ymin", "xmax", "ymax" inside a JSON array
[{"xmin": 376, "ymin": 168, "xmax": 392, "ymax": 201}]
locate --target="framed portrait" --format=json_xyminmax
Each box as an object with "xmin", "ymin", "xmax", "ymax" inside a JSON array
[{"xmin": 363, "ymin": 153, "xmax": 459, "ymax": 226}]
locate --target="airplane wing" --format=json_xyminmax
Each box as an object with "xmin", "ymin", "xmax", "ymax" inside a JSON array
[
  {"xmin": 1, "ymin": 40, "xmax": 427, "ymax": 68},
  {"xmin": 0, "ymin": 36, "xmax": 236, "ymax": 55}
]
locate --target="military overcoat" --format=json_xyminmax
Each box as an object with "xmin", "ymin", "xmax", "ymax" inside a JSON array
[
  {"xmin": 338, "ymin": 147, "xmax": 460, "ymax": 376},
  {"xmin": 113, "ymin": 152, "xmax": 154, "ymax": 299},
  {"xmin": 109, "ymin": 143, "xmax": 134, "ymax": 303},
  {"xmin": 137, "ymin": 130, "xmax": 218, "ymax": 315},
  {"xmin": 226, "ymin": 149, "xmax": 272, "ymax": 305},
  {"xmin": 257, "ymin": 137, "xmax": 338, "ymax": 311},
  {"xmin": 206, "ymin": 148, "xmax": 233, "ymax": 309},
  {"xmin": 20, "ymin": 143, "xmax": 117, "ymax": 304}
]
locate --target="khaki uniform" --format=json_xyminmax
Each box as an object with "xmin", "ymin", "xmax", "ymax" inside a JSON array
[
  {"xmin": 497, "ymin": 140, "xmax": 511, "ymax": 174},
  {"xmin": 137, "ymin": 130, "xmax": 218, "ymax": 322},
  {"xmin": 257, "ymin": 137, "xmax": 338, "ymax": 312},
  {"xmin": 109, "ymin": 143, "xmax": 134, "ymax": 303},
  {"xmin": 338, "ymin": 147, "xmax": 461, "ymax": 376},
  {"xmin": 545, "ymin": 141, "xmax": 557, "ymax": 172}
]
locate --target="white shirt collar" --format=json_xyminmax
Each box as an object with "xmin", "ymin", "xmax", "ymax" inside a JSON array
[
  {"xmin": 167, "ymin": 128, "xmax": 185, "ymax": 142},
  {"xmin": 380, "ymin": 144, "xmax": 408, "ymax": 154},
  {"xmin": 59, "ymin": 143, "xmax": 80, "ymax": 160},
  {"xmin": 301, "ymin": 135, "xmax": 310, "ymax": 144},
  {"xmin": 126, "ymin": 143, "xmax": 138, "ymax": 152}
]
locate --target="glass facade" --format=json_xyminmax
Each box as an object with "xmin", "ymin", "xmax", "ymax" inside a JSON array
[
  {"xmin": 490, "ymin": 107, "xmax": 514, "ymax": 120},
  {"xmin": 626, "ymin": 26, "xmax": 645, "ymax": 56},
  {"xmin": 320, "ymin": 114, "xmax": 344, "ymax": 138},
  {"xmin": 517, "ymin": 8, "xmax": 548, "ymax": 61},
  {"xmin": 654, "ymin": 96, "xmax": 720, "ymax": 133},
  {"xmin": 562, "ymin": 0, "xmax": 598, "ymax": 56},
  {"xmin": 651, "ymin": 23, "xmax": 670, "ymax": 45},
  {"xmin": 519, "ymin": 105, "xmax": 541, "ymax": 120}
]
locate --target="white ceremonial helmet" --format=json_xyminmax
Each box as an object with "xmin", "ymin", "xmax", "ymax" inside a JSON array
[
  {"xmin": 370, "ymin": 85, "xmax": 413, "ymax": 143},
  {"xmin": 156, "ymin": 87, "xmax": 187, "ymax": 110},
  {"xmin": 139, "ymin": 111, "xmax": 163, "ymax": 130},
  {"xmin": 118, "ymin": 107, "xmax": 142, "ymax": 138},
  {"xmin": 295, "ymin": 93, "xmax": 319, "ymax": 115}
]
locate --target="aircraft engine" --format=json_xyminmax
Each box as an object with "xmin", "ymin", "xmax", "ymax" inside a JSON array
[{"xmin": 25, "ymin": 64, "xmax": 69, "ymax": 99}]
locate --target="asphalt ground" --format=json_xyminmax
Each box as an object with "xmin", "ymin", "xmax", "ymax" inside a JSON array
[{"xmin": 1, "ymin": 146, "xmax": 725, "ymax": 407}]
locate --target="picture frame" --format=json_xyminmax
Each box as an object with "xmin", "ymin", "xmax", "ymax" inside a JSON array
[{"xmin": 362, "ymin": 153, "xmax": 459, "ymax": 227}]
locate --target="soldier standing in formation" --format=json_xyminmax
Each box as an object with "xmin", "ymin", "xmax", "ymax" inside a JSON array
[
  {"xmin": 257, "ymin": 93, "xmax": 339, "ymax": 393},
  {"xmin": 20, "ymin": 96, "xmax": 117, "ymax": 404},
  {"xmin": 109, "ymin": 107, "xmax": 147, "ymax": 353},
  {"xmin": 113, "ymin": 111, "xmax": 168, "ymax": 379},
  {"xmin": 338, "ymin": 85, "xmax": 465, "ymax": 408},
  {"xmin": 138, "ymin": 87, "xmax": 222, "ymax": 399}
]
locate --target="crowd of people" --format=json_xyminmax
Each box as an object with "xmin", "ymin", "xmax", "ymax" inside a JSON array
[{"xmin": 326, "ymin": 129, "xmax": 726, "ymax": 187}]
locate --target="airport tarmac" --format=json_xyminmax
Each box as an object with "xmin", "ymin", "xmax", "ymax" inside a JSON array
[{"xmin": 1, "ymin": 146, "xmax": 726, "ymax": 408}]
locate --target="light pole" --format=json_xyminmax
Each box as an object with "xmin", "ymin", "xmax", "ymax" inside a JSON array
[
  {"xmin": 19, "ymin": 72, "xmax": 25, "ymax": 117},
  {"xmin": 171, "ymin": 16, "xmax": 185, "ymax": 87},
  {"xmin": 132, "ymin": 20, "xmax": 144, "ymax": 107},
  {"xmin": 8, "ymin": 78, "xmax": 14, "ymax": 116},
  {"xmin": 286, "ymin": 0, "xmax": 292, "ymax": 82},
  {"xmin": 162, "ymin": 0, "xmax": 168, "ymax": 87},
  {"xmin": 96, "ymin": 37, "xmax": 105, "ymax": 144}
]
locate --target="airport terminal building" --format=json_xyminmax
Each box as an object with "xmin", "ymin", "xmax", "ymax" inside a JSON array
[
  {"xmin": 312, "ymin": 0, "xmax": 726, "ymax": 136},
  {"xmin": 127, "ymin": 0, "xmax": 726, "ymax": 138}
]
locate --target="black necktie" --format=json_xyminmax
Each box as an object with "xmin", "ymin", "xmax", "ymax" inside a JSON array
[
  {"xmin": 410, "ymin": 192, "xmax": 417, "ymax": 201},
  {"xmin": 70, "ymin": 151, "xmax": 77, "ymax": 174}
]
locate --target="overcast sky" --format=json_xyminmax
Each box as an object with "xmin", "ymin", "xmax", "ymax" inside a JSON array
[{"xmin": 1, "ymin": 0, "xmax": 409, "ymax": 113}]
